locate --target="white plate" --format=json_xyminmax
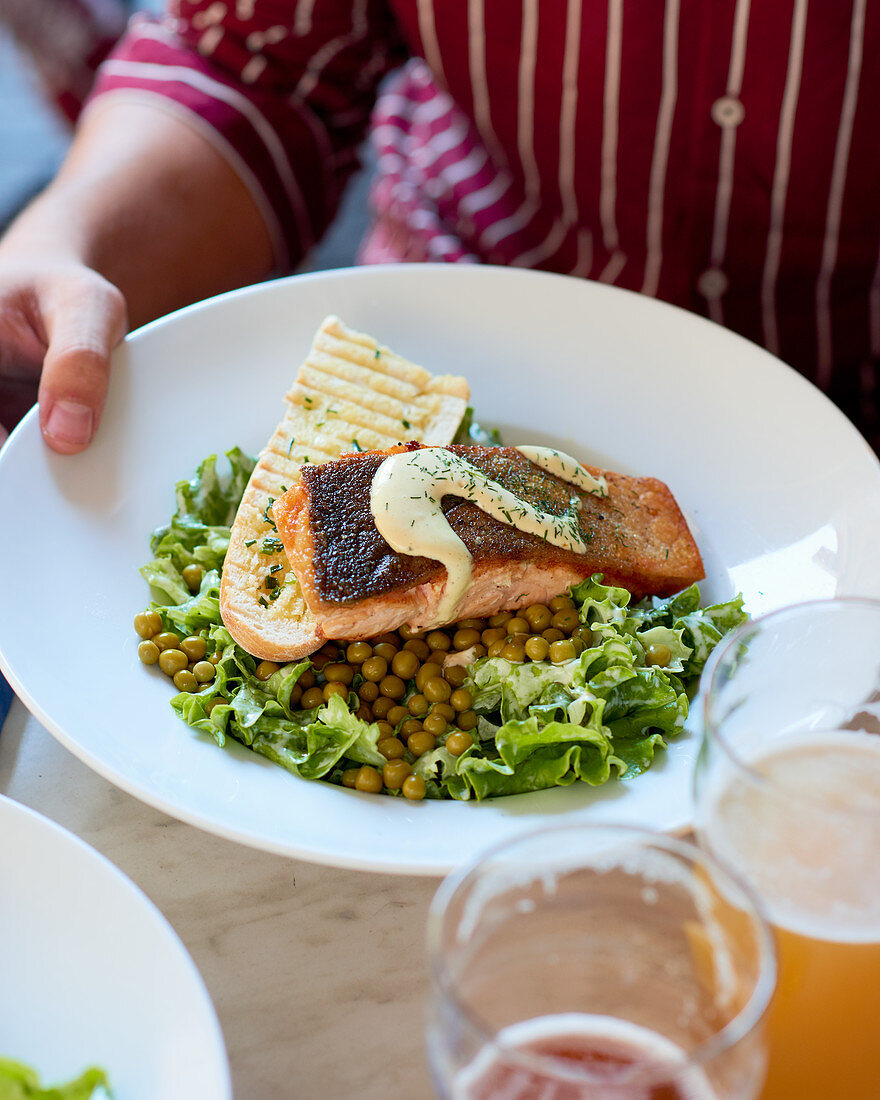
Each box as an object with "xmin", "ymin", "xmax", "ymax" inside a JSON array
[
  {"xmin": 1, "ymin": 265, "xmax": 878, "ymax": 874},
  {"xmin": 0, "ymin": 795, "xmax": 231, "ymax": 1097}
]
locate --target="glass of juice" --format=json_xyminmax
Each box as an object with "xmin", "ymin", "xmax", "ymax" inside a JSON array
[
  {"xmin": 694, "ymin": 597, "xmax": 880, "ymax": 1100},
  {"xmin": 427, "ymin": 823, "xmax": 776, "ymax": 1099}
]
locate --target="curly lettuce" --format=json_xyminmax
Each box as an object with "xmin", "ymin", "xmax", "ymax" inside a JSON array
[{"xmin": 430, "ymin": 576, "xmax": 742, "ymax": 800}]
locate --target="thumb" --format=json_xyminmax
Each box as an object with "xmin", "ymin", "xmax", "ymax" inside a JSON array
[{"xmin": 38, "ymin": 273, "xmax": 128, "ymax": 454}]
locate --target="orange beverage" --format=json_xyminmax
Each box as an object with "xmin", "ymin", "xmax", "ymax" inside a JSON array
[
  {"xmin": 699, "ymin": 731, "xmax": 880, "ymax": 1100},
  {"xmin": 764, "ymin": 923, "xmax": 880, "ymax": 1098},
  {"xmin": 696, "ymin": 600, "xmax": 880, "ymax": 1100}
]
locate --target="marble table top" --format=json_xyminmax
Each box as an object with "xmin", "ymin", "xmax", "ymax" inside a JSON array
[{"xmin": 0, "ymin": 699, "xmax": 438, "ymax": 1099}]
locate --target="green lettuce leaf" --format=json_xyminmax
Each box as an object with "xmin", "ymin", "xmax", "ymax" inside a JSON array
[
  {"xmin": 676, "ymin": 597, "xmax": 748, "ymax": 675},
  {"xmin": 599, "ymin": 667, "xmax": 688, "ymax": 742},
  {"xmin": 608, "ymin": 731, "xmax": 669, "ymax": 778},
  {"xmin": 138, "ymin": 557, "xmax": 192, "ymax": 606},
  {"xmin": 147, "ymin": 570, "xmax": 222, "ymax": 634},
  {"xmin": 630, "ymin": 584, "xmax": 703, "ymax": 627},
  {"xmin": 170, "ymin": 447, "xmax": 255, "ymax": 529},
  {"xmin": 453, "ymin": 720, "xmax": 624, "ymax": 799},
  {"xmin": 570, "ymin": 575, "xmax": 632, "ymax": 624},
  {"xmin": 630, "ymin": 586, "xmax": 748, "ymax": 677},
  {"xmin": 250, "ymin": 692, "xmax": 385, "ymax": 779},
  {"xmin": 451, "ymin": 407, "xmax": 502, "ymax": 446},
  {"xmin": 0, "ymin": 1060, "xmax": 110, "ymax": 1100},
  {"xmin": 146, "ymin": 448, "xmax": 256, "ymax": 580},
  {"xmin": 172, "ymin": 677, "xmax": 385, "ymax": 778},
  {"xmin": 467, "ymin": 655, "xmax": 583, "ymax": 722},
  {"xmin": 632, "ymin": 625, "xmax": 693, "ymax": 672}
]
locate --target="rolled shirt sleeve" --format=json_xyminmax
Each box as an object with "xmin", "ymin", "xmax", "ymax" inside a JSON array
[{"xmin": 87, "ymin": 1, "xmax": 407, "ymax": 271}]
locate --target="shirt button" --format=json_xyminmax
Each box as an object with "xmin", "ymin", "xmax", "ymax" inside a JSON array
[
  {"xmin": 697, "ymin": 268, "xmax": 729, "ymax": 300},
  {"xmin": 711, "ymin": 95, "xmax": 745, "ymax": 127}
]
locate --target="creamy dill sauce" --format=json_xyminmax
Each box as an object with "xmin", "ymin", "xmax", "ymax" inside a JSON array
[
  {"xmin": 370, "ymin": 447, "xmax": 608, "ymax": 626},
  {"xmin": 514, "ymin": 446, "xmax": 608, "ymax": 497}
]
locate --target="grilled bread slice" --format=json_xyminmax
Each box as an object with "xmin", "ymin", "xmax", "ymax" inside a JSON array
[
  {"xmin": 272, "ymin": 443, "xmax": 705, "ymax": 640},
  {"xmin": 219, "ymin": 316, "xmax": 469, "ymax": 659}
]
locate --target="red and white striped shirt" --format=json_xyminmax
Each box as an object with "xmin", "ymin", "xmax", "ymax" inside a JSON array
[{"xmin": 90, "ymin": 1, "xmax": 880, "ymax": 448}]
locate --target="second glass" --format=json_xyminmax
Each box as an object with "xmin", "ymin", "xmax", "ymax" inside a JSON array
[
  {"xmin": 427, "ymin": 823, "xmax": 775, "ymax": 1099},
  {"xmin": 694, "ymin": 598, "xmax": 880, "ymax": 1100}
]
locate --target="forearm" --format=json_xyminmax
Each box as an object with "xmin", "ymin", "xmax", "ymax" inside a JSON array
[
  {"xmin": 1, "ymin": 95, "xmax": 275, "ymax": 329},
  {"xmin": 0, "ymin": 0, "xmax": 400, "ymax": 453}
]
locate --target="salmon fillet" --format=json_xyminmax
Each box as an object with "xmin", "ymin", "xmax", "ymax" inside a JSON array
[{"xmin": 272, "ymin": 444, "xmax": 704, "ymax": 641}]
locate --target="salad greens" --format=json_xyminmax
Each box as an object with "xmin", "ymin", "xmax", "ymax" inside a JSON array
[
  {"xmin": 140, "ymin": 450, "xmax": 746, "ymax": 800},
  {"xmin": 0, "ymin": 1060, "xmax": 110, "ymax": 1100},
  {"xmin": 452, "ymin": 407, "xmax": 502, "ymax": 446}
]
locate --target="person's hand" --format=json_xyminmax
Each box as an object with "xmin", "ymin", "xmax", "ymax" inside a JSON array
[
  {"xmin": 0, "ymin": 257, "xmax": 127, "ymax": 453},
  {"xmin": 0, "ymin": 95, "xmax": 275, "ymax": 455}
]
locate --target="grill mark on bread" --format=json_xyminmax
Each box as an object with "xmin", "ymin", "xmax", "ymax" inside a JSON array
[{"xmin": 218, "ymin": 316, "xmax": 469, "ymax": 659}]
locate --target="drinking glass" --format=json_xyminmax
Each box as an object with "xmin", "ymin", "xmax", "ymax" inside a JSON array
[
  {"xmin": 427, "ymin": 823, "xmax": 775, "ymax": 1100},
  {"xmin": 694, "ymin": 598, "xmax": 880, "ymax": 1100}
]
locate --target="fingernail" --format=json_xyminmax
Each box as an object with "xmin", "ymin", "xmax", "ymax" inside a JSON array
[{"xmin": 45, "ymin": 400, "xmax": 93, "ymax": 445}]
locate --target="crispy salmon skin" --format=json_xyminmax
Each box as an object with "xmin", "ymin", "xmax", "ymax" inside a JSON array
[{"xmin": 271, "ymin": 444, "xmax": 704, "ymax": 641}]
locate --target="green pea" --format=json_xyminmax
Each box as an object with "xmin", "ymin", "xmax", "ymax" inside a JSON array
[
  {"xmin": 138, "ymin": 640, "xmax": 160, "ymax": 666},
  {"xmin": 182, "ymin": 564, "xmax": 204, "ymax": 592}
]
